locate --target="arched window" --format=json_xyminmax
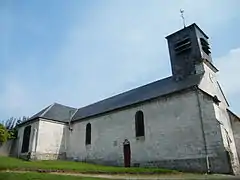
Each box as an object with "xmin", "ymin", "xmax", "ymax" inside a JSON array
[
  {"xmin": 85, "ymin": 123, "xmax": 91, "ymax": 145},
  {"xmin": 135, "ymin": 111, "xmax": 145, "ymax": 137},
  {"xmin": 21, "ymin": 125, "xmax": 31, "ymax": 153}
]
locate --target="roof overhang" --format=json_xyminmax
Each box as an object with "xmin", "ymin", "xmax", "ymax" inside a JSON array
[{"xmin": 16, "ymin": 117, "xmax": 68, "ymax": 128}]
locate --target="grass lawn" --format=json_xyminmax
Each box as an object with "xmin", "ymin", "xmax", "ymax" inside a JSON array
[
  {"xmin": 0, "ymin": 156, "xmax": 177, "ymax": 174},
  {"xmin": 0, "ymin": 157, "xmax": 238, "ymax": 180},
  {"xmin": 0, "ymin": 172, "xmax": 108, "ymax": 180}
]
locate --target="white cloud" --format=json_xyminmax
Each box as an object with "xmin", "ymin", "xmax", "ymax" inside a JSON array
[
  {"xmin": 216, "ymin": 48, "xmax": 240, "ymax": 96},
  {"xmin": 214, "ymin": 48, "xmax": 240, "ymax": 115},
  {"xmin": 1, "ymin": 0, "xmax": 240, "ymax": 119}
]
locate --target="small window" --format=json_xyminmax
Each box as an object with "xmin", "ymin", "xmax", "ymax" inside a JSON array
[
  {"xmin": 85, "ymin": 123, "xmax": 91, "ymax": 145},
  {"xmin": 135, "ymin": 111, "xmax": 145, "ymax": 137},
  {"xmin": 213, "ymin": 95, "xmax": 221, "ymax": 105},
  {"xmin": 21, "ymin": 125, "xmax": 31, "ymax": 153}
]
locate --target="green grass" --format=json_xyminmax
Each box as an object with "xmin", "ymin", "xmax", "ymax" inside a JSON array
[
  {"xmin": 0, "ymin": 172, "xmax": 108, "ymax": 180},
  {"xmin": 0, "ymin": 156, "xmax": 177, "ymax": 174}
]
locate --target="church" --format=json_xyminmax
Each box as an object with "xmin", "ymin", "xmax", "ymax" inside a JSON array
[{"xmin": 16, "ymin": 23, "xmax": 240, "ymax": 174}]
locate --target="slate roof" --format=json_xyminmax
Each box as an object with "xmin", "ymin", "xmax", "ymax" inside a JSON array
[
  {"xmin": 28, "ymin": 105, "xmax": 52, "ymax": 120},
  {"xmin": 40, "ymin": 103, "xmax": 77, "ymax": 122},
  {"xmin": 18, "ymin": 103, "xmax": 77, "ymax": 127},
  {"xmin": 72, "ymin": 74, "xmax": 203, "ymax": 122},
  {"xmin": 18, "ymin": 73, "xmax": 203, "ymax": 127}
]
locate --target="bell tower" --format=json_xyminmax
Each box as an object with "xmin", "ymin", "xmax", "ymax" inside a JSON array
[{"xmin": 166, "ymin": 23, "xmax": 217, "ymax": 81}]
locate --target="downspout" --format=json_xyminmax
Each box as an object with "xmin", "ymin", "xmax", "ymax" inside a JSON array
[
  {"xmin": 195, "ymin": 87, "xmax": 211, "ymax": 174},
  {"xmin": 65, "ymin": 110, "xmax": 77, "ymax": 158},
  {"xmin": 68, "ymin": 110, "xmax": 77, "ymax": 132}
]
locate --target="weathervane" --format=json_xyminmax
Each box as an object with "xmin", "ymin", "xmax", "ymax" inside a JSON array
[{"xmin": 180, "ymin": 9, "xmax": 186, "ymax": 28}]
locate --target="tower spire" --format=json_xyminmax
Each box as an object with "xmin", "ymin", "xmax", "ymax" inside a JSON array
[{"xmin": 180, "ymin": 9, "xmax": 186, "ymax": 28}]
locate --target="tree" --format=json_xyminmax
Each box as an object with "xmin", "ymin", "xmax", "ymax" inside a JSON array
[
  {"xmin": 0, "ymin": 123, "xmax": 8, "ymax": 144},
  {"xmin": 0, "ymin": 116, "xmax": 29, "ymax": 141}
]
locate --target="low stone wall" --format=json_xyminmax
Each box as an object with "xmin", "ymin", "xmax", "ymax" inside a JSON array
[
  {"xmin": 19, "ymin": 152, "xmax": 67, "ymax": 160},
  {"xmin": 67, "ymin": 153, "xmax": 233, "ymax": 174},
  {"xmin": 0, "ymin": 140, "xmax": 16, "ymax": 156},
  {"xmin": 137, "ymin": 155, "xmax": 232, "ymax": 174}
]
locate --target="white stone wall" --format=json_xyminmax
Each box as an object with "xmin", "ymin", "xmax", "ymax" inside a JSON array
[
  {"xmin": 0, "ymin": 140, "xmax": 14, "ymax": 156},
  {"xmin": 228, "ymin": 112, "xmax": 240, "ymax": 169},
  {"xmin": 213, "ymin": 104, "xmax": 239, "ymax": 173},
  {"xmin": 17, "ymin": 119, "xmax": 68, "ymax": 160},
  {"xmin": 199, "ymin": 62, "xmax": 240, "ymax": 173},
  {"xmin": 17, "ymin": 120, "xmax": 39, "ymax": 157},
  {"xmin": 67, "ymin": 89, "xmax": 227, "ymax": 172},
  {"xmin": 198, "ymin": 63, "xmax": 228, "ymax": 107},
  {"xmin": 35, "ymin": 119, "xmax": 68, "ymax": 159}
]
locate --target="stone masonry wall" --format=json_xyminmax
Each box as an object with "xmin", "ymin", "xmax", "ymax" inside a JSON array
[
  {"xmin": 67, "ymin": 89, "xmax": 229, "ymax": 173},
  {"xmin": 228, "ymin": 111, "xmax": 240, "ymax": 166},
  {"xmin": 198, "ymin": 62, "xmax": 240, "ymax": 174},
  {"xmin": 17, "ymin": 120, "xmax": 39, "ymax": 157},
  {"xmin": 17, "ymin": 119, "xmax": 68, "ymax": 160},
  {"xmin": 36, "ymin": 119, "xmax": 67, "ymax": 157}
]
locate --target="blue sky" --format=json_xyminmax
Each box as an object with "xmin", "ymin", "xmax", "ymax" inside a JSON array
[{"xmin": 1, "ymin": 0, "xmax": 240, "ymax": 120}]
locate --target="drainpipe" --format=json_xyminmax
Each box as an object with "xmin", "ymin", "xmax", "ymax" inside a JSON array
[{"xmin": 195, "ymin": 87, "xmax": 211, "ymax": 174}]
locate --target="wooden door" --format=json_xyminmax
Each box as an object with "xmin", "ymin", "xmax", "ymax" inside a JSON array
[{"xmin": 123, "ymin": 140, "xmax": 131, "ymax": 167}]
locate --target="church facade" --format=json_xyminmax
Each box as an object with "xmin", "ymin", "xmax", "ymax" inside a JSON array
[{"xmin": 16, "ymin": 23, "xmax": 240, "ymax": 174}]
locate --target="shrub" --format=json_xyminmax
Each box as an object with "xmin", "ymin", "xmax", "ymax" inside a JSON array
[{"xmin": 0, "ymin": 124, "xmax": 8, "ymax": 144}]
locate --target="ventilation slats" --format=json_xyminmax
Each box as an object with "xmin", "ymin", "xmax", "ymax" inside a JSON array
[
  {"xmin": 200, "ymin": 38, "xmax": 209, "ymax": 46},
  {"xmin": 174, "ymin": 37, "xmax": 191, "ymax": 54},
  {"xmin": 174, "ymin": 41, "xmax": 191, "ymax": 51},
  {"xmin": 200, "ymin": 38, "xmax": 211, "ymax": 55}
]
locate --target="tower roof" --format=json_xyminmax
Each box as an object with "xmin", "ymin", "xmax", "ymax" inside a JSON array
[{"xmin": 165, "ymin": 23, "xmax": 209, "ymax": 39}]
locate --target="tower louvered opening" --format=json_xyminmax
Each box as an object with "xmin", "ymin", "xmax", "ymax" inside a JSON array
[
  {"xmin": 174, "ymin": 37, "xmax": 191, "ymax": 54},
  {"xmin": 200, "ymin": 38, "xmax": 211, "ymax": 55}
]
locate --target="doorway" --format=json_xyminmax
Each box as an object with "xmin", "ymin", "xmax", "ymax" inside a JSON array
[{"xmin": 123, "ymin": 139, "xmax": 131, "ymax": 167}]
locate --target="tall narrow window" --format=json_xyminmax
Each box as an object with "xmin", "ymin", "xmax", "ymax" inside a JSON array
[
  {"xmin": 21, "ymin": 125, "xmax": 31, "ymax": 153},
  {"xmin": 135, "ymin": 111, "xmax": 145, "ymax": 137},
  {"xmin": 85, "ymin": 123, "xmax": 91, "ymax": 145}
]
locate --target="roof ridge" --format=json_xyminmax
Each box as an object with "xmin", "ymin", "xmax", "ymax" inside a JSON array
[
  {"xmin": 52, "ymin": 102, "xmax": 77, "ymax": 109},
  {"xmin": 76, "ymin": 76, "xmax": 172, "ymax": 110},
  {"xmin": 72, "ymin": 74, "xmax": 203, "ymax": 121},
  {"xmin": 70, "ymin": 109, "xmax": 79, "ymax": 122},
  {"xmin": 40, "ymin": 103, "xmax": 55, "ymax": 117}
]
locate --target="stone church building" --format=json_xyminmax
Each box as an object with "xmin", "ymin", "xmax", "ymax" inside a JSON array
[{"xmin": 16, "ymin": 23, "xmax": 240, "ymax": 174}]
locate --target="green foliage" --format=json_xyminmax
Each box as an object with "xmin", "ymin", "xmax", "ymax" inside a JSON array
[
  {"xmin": 0, "ymin": 116, "xmax": 29, "ymax": 141},
  {"xmin": 0, "ymin": 124, "xmax": 8, "ymax": 143},
  {"xmin": 8, "ymin": 129, "xmax": 17, "ymax": 139}
]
